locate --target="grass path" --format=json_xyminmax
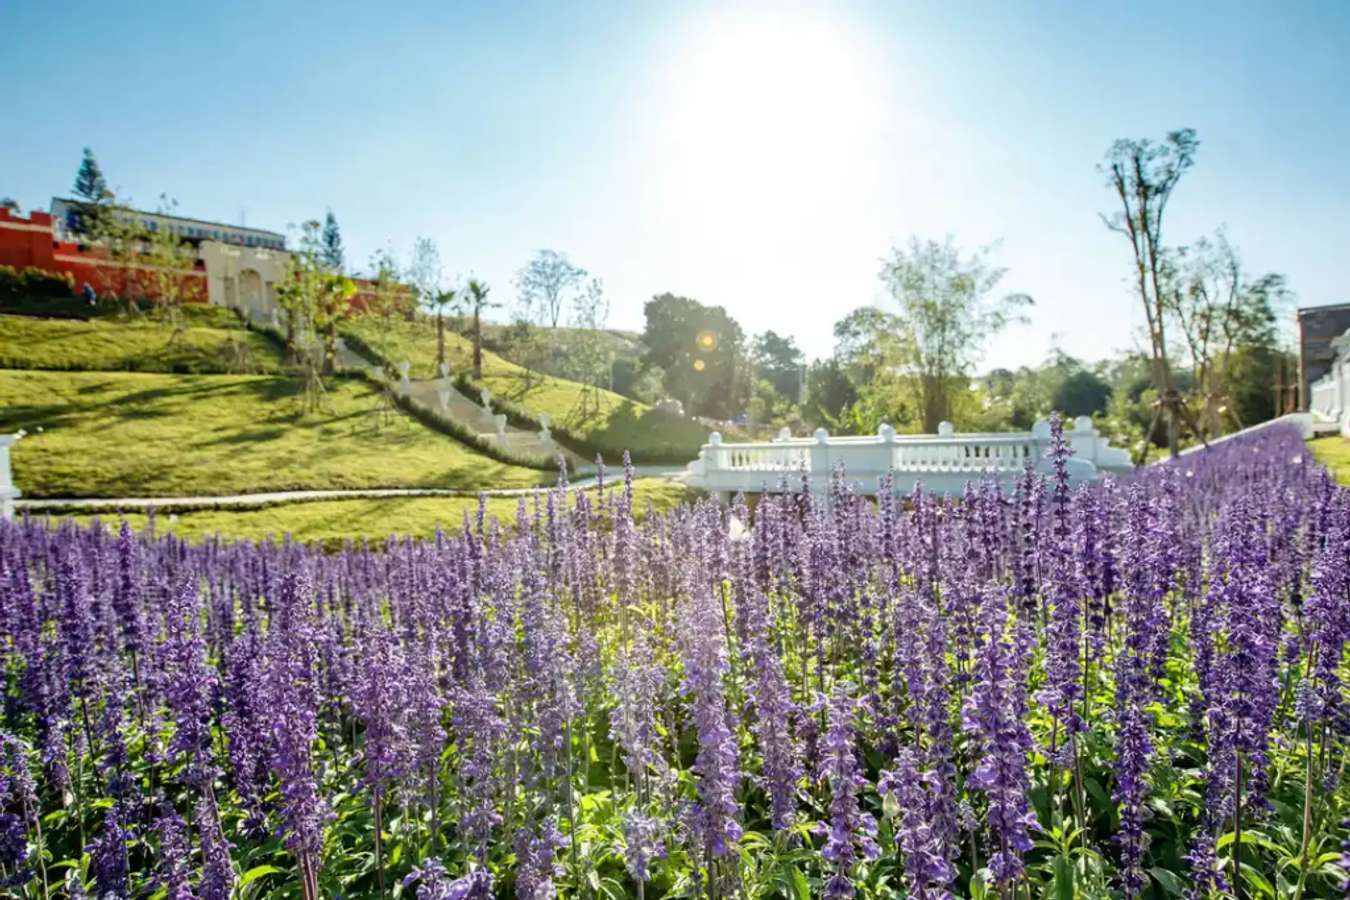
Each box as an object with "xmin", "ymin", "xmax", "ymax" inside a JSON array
[{"xmin": 0, "ymin": 370, "xmax": 553, "ymax": 498}]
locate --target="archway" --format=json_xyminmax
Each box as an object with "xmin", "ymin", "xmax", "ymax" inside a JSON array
[{"xmin": 239, "ymin": 269, "xmax": 263, "ymax": 317}]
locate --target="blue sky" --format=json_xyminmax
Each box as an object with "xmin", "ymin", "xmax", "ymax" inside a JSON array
[{"xmin": 4, "ymin": 1, "xmax": 1348, "ymax": 369}]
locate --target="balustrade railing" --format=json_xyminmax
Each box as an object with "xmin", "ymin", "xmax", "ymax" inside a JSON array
[{"xmin": 685, "ymin": 417, "xmax": 1130, "ymax": 498}]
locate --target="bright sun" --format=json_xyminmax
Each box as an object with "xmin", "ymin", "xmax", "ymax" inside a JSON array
[{"xmin": 643, "ymin": 9, "xmax": 889, "ymax": 249}]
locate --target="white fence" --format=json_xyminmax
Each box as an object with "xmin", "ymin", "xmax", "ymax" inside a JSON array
[
  {"xmin": 685, "ymin": 416, "xmax": 1132, "ymax": 499},
  {"xmin": 0, "ymin": 432, "xmax": 22, "ymax": 521},
  {"xmin": 1309, "ymin": 333, "xmax": 1350, "ymax": 437}
]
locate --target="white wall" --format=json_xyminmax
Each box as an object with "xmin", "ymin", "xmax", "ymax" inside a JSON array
[{"xmin": 199, "ymin": 241, "xmax": 290, "ymax": 319}]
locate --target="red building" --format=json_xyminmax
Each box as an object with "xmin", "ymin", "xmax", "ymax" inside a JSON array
[
  {"xmin": 0, "ymin": 207, "xmax": 207, "ymax": 301},
  {"xmin": 2, "ymin": 203, "xmax": 410, "ymax": 318}
]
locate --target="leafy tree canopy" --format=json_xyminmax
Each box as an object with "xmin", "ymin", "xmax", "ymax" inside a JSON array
[{"xmin": 640, "ymin": 293, "xmax": 748, "ymax": 419}]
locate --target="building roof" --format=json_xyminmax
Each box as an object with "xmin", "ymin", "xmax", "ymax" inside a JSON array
[
  {"xmin": 1297, "ymin": 300, "xmax": 1350, "ymax": 316},
  {"xmin": 50, "ymin": 197, "xmax": 286, "ymax": 241}
]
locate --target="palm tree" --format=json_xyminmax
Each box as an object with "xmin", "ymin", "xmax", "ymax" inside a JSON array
[
  {"xmin": 465, "ymin": 279, "xmax": 496, "ymax": 380},
  {"xmin": 431, "ymin": 287, "xmax": 456, "ymax": 370}
]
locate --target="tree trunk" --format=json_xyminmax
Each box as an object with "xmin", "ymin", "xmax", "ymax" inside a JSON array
[
  {"xmin": 473, "ymin": 309, "xmax": 483, "ymax": 380},
  {"xmin": 437, "ymin": 312, "xmax": 445, "ymax": 369},
  {"xmin": 324, "ymin": 321, "xmax": 336, "ymax": 375}
]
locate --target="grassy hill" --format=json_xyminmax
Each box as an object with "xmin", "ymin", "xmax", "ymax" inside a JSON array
[
  {"xmin": 0, "ymin": 307, "xmax": 290, "ymax": 374},
  {"xmin": 340, "ymin": 315, "xmax": 709, "ymax": 463},
  {"xmin": 1309, "ymin": 434, "xmax": 1350, "ymax": 485},
  {"xmin": 0, "ymin": 369, "xmax": 553, "ymax": 498},
  {"xmin": 57, "ymin": 478, "xmax": 693, "ymax": 549}
]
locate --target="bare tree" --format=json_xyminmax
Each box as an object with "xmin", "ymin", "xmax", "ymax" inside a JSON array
[
  {"xmin": 568, "ymin": 278, "xmax": 611, "ymax": 418},
  {"xmin": 1164, "ymin": 233, "xmax": 1287, "ymax": 438},
  {"xmin": 407, "ymin": 237, "xmax": 442, "ymax": 311},
  {"xmin": 1100, "ymin": 128, "xmax": 1200, "ymax": 457},
  {"xmin": 879, "ymin": 237, "xmax": 1031, "ymax": 432},
  {"xmin": 515, "ymin": 249, "xmax": 586, "ymax": 328}
]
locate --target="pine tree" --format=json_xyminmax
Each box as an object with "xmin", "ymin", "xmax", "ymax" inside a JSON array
[
  {"xmin": 321, "ymin": 210, "xmax": 344, "ymax": 272},
  {"xmin": 73, "ymin": 148, "xmax": 110, "ymax": 203}
]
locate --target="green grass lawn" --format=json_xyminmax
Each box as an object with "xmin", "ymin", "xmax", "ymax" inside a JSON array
[
  {"xmin": 0, "ymin": 307, "xmax": 290, "ymax": 374},
  {"xmin": 1309, "ymin": 434, "xmax": 1350, "ymax": 486},
  {"xmin": 59, "ymin": 479, "xmax": 695, "ymax": 549},
  {"xmin": 0, "ymin": 370, "xmax": 554, "ymax": 498},
  {"xmin": 340, "ymin": 315, "xmax": 710, "ymax": 463}
]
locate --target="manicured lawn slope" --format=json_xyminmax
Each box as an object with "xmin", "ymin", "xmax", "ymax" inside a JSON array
[
  {"xmin": 63, "ymin": 479, "xmax": 694, "ymax": 549},
  {"xmin": 340, "ymin": 315, "xmax": 710, "ymax": 463},
  {"xmin": 0, "ymin": 307, "xmax": 289, "ymax": 373},
  {"xmin": 0, "ymin": 370, "xmax": 552, "ymax": 498},
  {"xmin": 1308, "ymin": 434, "xmax": 1350, "ymax": 485}
]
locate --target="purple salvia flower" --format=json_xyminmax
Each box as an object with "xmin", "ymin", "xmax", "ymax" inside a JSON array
[
  {"xmin": 162, "ymin": 577, "xmax": 217, "ymax": 790},
  {"xmin": 879, "ymin": 748, "xmax": 955, "ymax": 900},
  {"xmin": 962, "ymin": 590, "xmax": 1038, "ymax": 889},
  {"xmin": 88, "ymin": 805, "xmax": 131, "ymax": 899},
  {"xmin": 816, "ymin": 682, "xmax": 879, "ymax": 900},
  {"xmin": 679, "ymin": 584, "xmax": 743, "ymax": 865},
  {"xmin": 513, "ymin": 816, "xmax": 569, "ymax": 900},
  {"xmin": 404, "ymin": 857, "xmax": 493, "ymax": 900},
  {"xmin": 154, "ymin": 803, "xmax": 195, "ymax": 900}
]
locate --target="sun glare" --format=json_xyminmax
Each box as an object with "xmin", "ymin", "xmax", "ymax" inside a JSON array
[{"xmin": 646, "ymin": 10, "xmax": 888, "ymax": 236}]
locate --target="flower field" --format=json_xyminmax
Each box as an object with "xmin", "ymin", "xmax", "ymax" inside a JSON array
[{"xmin": 1, "ymin": 419, "xmax": 1348, "ymax": 899}]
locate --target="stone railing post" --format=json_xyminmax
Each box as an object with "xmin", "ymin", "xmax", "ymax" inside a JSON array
[
  {"xmin": 707, "ymin": 432, "xmax": 724, "ymax": 474},
  {"xmin": 397, "ymin": 360, "xmax": 412, "ymax": 399},
  {"xmin": 1031, "ymin": 418, "xmax": 1052, "ymax": 470},
  {"xmin": 877, "ymin": 422, "xmax": 896, "ymax": 474},
  {"xmin": 811, "ymin": 428, "xmax": 831, "ymax": 486}
]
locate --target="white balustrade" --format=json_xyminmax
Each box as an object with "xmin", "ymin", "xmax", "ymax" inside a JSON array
[
  {"xmin": 1307, "ymin": 328, "xmax": 1350, "ymax": 437},
  {"xmin": 0, "ymin": 431, "xmax": 22, "ymax": 521},
  {"xmin": 685, "ymin": 418, "xmax": 1130, "ymax": 500}
]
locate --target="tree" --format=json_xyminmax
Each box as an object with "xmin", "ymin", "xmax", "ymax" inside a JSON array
[
  {"xmin": 405, "ymin": 236, "xmax": 447, "ymax": 363},
  {"xmin": 0, "ymin": 198, "xmax": 19, "ymax": 213},
  {"xmin": 1162, "ymin": 232, "xmax": 1287, "ymax": 438},
  {"xmin": 321, "ymin": 210, "xmax": 344, "ymax": 272},
  {"xmin": 464, "ymin": 278, "xmax": 497, "ymax": 380},
  {"xmin": 365, "ymin": 248, "xmax": 408, "ymax": 362},
  {"xmin": 430, "ymin": 288, "xmax": 457, "ymax": 371},
  {"xmin": 276, "ymin": 222, "xmax": 356, "ymax": 404},
  {"xmin": 802, "ymin": 358, "xmax": 858, "ymax": 429},
  {"xmin": 71, "ymin": 148, "xmax": 112, "ymax": 236},
  {"xmin": 137, "ymin": 195, "xmax": 206, "ymax": 342},
  {"xmin": 568, "ymin": 279, "xmax": 612, "ymax": 418},
  {"xmin": 640, "ymin": 293, "xmax": 749, "ymax": 419},
  {"xmin": 1100, "ymin": 127, "xmax": 1200, "ymax": 457},
  {"xmin": 879, "ymin": 237, "xmax": 1031, "ymax": 432},
  {"xmin": 73, "ymin": 148, "xmax": 110, "ymax": 203},
  {"xmin": 516, "ymin": 250, "xmax": 586, "ymax": 328},
  {"xmin": 750, "ymin": 330, "xmax": 805, "ymax": 403},
  {"xmin": 1052, "ymin": 367, "xmax": 1113, "ymax": 419}
]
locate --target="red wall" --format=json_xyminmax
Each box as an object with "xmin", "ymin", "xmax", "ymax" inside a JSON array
[{"xmin": 0, "ymin": 208, "xmax": 207, "ymax": 302}]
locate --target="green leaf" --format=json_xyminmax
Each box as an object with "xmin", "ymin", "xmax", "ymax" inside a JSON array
[
  {"xmin": 970, "ymin": 868, "xmax": 990, "ymax": 900},
  {"xmin": 790, "ymin": 866, "xmax": 811, "ymax": 900},
  {"xmin": 1150, "ymin": 866, "xmax": 1187, "ymax": 897},
  {"xmin": 239, "ymin": 864, "xmax": 283, "ymax": 887},
  {"xmin": 1053, "ymin": 854, "xmax": 1075, "ymax": 900},
  {"xmin": 1240, "ymin": 863, "xmax": 1276, "ymax": 899}
]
